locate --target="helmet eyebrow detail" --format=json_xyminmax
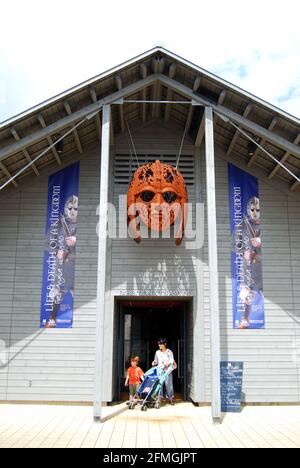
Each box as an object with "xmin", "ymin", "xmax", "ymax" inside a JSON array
[{"xmin": 127, "ymin": 160, "xmax": 188, "ymax": 245}]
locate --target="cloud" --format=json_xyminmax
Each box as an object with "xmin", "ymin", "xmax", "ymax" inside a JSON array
[
  {"xmin": 213, "ymin": 60, "xmax": 251, "ymax": 80},
  {"xmin": 0, "ymin": 0, "xmax": 299, "ymax": 121},
  {"xmin": 0, "ymin": 81, "xmax": 6, "ymax": 106},
  {"xmin": 211, "ymin": 46, "xmax": 300, "ymax": 118}
]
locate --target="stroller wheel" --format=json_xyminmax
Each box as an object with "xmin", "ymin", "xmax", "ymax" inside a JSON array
[
  {"xmin": 154, "ymin": 402, "xmax": 160, "ymax": 409},
  {"xmin": 141, "ymin": 405, "xmax": 147, "ymax": 412}
]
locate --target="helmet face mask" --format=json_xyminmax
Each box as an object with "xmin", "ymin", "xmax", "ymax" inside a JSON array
[
  {"xmin": 127, "ymin": 160, "xmax": 188, "ymax": 245},
  {"xmin": 64, "ymin": 196, "xmax": 78, "ymax": 223},
  {"xmin": 247, "ymin": 196, "xmax": 260, "ymax": 224}
]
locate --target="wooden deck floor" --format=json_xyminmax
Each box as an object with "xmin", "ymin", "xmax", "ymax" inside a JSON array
[{"xmin": 0, "ymin": 402, "xmax": 299, "ymax": 448}]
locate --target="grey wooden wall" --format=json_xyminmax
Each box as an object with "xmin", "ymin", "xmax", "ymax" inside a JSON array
[
  {"xmin": 111, "ymin": 121, "xmax": 197, "ymax": 297},
  {"xmin": 0, "ymin": 120, "xmax": 299, "ymax": 404},
  {"xmin": 0, "ymin": 144, "xmax": 99, "ymax": 402},
  {"xmin": 202, "ymin": 149, "xmax": 300, "ymax": 403},
  {"xmin": 0, "ymin": 191, "xmax": 20, "ymax": 400},
  {"xmin": 107, "ymin": 120, "xmax": 202, "ymax": 402}
]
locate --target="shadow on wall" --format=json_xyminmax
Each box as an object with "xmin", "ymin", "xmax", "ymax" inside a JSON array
[
  {"xmin": 124, "ymin": 241, "xmax": 195, "ymax": 296},
  {"xmin": 0, "ymin": 330, "xmax": 44, "ymax": 370}
]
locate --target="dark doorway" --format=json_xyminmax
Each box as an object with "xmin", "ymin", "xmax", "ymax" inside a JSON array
[{"xmin": 114, "ymin": 299, "xmax": 189, "ymax": 402}]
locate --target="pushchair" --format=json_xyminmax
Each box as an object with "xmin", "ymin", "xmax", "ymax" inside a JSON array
[{"xmin": 128, "ymin": 364, "xmax": 174, "ymax": 411}]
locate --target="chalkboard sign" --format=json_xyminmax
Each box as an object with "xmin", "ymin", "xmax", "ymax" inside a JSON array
[{"xmin": 220, "ymin": 361, "xmax": 244, "ymax": 413}]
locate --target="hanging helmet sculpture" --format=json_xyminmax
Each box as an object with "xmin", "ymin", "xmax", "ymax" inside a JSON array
[{"xmin": 127, "ymin": 160, "xmax": 188, "ymax": 245}]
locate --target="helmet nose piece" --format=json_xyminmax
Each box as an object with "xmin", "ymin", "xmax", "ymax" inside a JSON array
[{"xmin": 153, "ymin": 193, "xmax": 163, "ymax": 207}]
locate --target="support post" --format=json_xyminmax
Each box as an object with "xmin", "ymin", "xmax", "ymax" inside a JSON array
[
  {"xmin": 94, "ymin": 104, "xmax": 111, "ymax": 420},
  {"xmin": 205, "ymin": 106, "xmax": 221, "ymax": 422}
]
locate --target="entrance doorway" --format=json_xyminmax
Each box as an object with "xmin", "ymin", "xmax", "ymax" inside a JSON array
[{"xmin": 114, "ymin": 299, "xmax": 190, "ymax": 401}]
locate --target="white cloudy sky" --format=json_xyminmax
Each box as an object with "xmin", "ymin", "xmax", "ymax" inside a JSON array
[{"xmin": 0, "ymin": 0, "xmax": 299, "ymax": 123}]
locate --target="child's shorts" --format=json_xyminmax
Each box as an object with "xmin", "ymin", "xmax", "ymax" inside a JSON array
[{"xmin": 129, "ymin": 384, "xmax": 140, "ymax": 397}]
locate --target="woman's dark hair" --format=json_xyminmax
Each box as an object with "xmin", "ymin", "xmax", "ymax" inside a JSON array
[{"xmin": 158, "ymin": 337, "xmax": 167, "ymax": 346}]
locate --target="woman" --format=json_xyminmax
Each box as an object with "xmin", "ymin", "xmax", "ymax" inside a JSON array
[{"xmin": 152, "ymin": 337, "xmax": 176, "ymax": 405}]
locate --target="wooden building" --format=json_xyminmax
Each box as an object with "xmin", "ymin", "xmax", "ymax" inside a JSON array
[{"xmin": 0, "ymin": 47, "xmax": 299, "ymax": 420}]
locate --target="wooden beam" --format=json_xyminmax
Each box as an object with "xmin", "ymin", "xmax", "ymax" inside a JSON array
[
  {"xmin": 36, "ymin": 114, "xmax": 62, "ymax": 165},
  {"xmin": 10, "ymin": 128, "xmax": 40, "ymax": 176},
  {"xmin": 217, "ymin": 90, "xmax": 226, "ymax": 105},
  {"xmin": 158, "ymin": 74, "xmax": 300, "ymax": 159},
  {"xmin": 140, "ymin": 64, "xmax": 147, "ymax": 122},
  {"xmin": 184, "ymin": 106, "xmax": 194, "ymax": 136},
  {"xmin": 0, "ymin": 161, "xmax": 18, "ymax": 187},
  {"xmin": 164, "ymin": 63, "xmax": 177, "ymax": 121},
  {"xmin": 155, "ymin": 58, "xmax": 165, "ymax": 118},
  {"xmin": 290, "ymin": 141, "xmax": 300, "ymax": 189},
  {"xmin": 205, "ymin": 106, "xmax": 221, "ymax": 422},
  {"xmin": 90, "ymin": 88, "xmax": 102, "ymax": 141},
  {"xmin": 110, "ymin": 110, "xmax": 114, "ymax": 147},
  {"xmin": 269, "ymin": 133, "xmax": 300, "ymax": 180},
  {"xmin": 248, "ymin": 117, "xmax": 278, "ymax": 166},
  {"xmin": 193, "ymin": 76, "xmax": 201, "ymax": 93},
  {"xmin": 215, "ymin": 142, "xmax": 300, "ymax": 200},
  {"xmin": 64, "ymin": 102, "xmax": 83, "ymax": 154},
  {"xmin": 0, "ymin": 74, "xmax": 158, "ymax": 163},
  {"xmin": 94, "ymin": 104, "xmax": 110, "ymax": 420},
  {"xmin": 151, "ymin": 58, "xmax": 160, "ymax": 118},
  {"xmin": 213, "ymin": 90, "xmax": 227, "ymax": 125},
  {"xmin": 226, "ymin": 103, "xmax": 253, "ymax": 156},
  {"xmin": 115, "ymin": 76, "xmax": 125, "ymax": 133},
  {"xmin": 195, "ymin": 112, "xmax": 205, "ymax": 147},
  {"xmin": 291, "ymin": 177, "xmax": 300, "ymax": 191},
  {"xmin": 184, "ymin": 76, "xmax": 203, "ymax": 135}
]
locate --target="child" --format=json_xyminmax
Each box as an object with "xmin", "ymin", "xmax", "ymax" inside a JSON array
[{"xmin": 125, "ymin": 356, "xmax": 144, "ymax": 401}]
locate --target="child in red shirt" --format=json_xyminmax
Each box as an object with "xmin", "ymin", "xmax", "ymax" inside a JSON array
[{"xmin": 125, "ymin": 356, "xmax": 144, "ymax": 400}]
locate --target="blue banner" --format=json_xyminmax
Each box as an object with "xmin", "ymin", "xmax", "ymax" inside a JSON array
[
  {"xmin": 221, "ymin": 362, "xmax": 244, "ymax": 413},
  {"xmin": 40, "ymin": 162, "xmax": 80, "ymax": 328},
  {"xmin": 228, "ymin": 164, "xmax": 265, "ymax": 329}
]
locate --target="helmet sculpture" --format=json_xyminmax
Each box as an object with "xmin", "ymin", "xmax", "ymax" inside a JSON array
[{"xmin": 127, "ymin": 160, "xmax": 188, "ymax": 245}]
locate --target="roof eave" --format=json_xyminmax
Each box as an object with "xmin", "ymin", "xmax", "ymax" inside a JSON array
[
  {"xmin": 0, "ymin": 46, "xmax": 162, "ymax": 130},
  {"xmin": 1, "ymin": 46, "xmax": 299, "ymax": 131}
]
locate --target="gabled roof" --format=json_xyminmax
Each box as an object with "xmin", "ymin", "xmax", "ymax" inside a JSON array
[{"xmin": 0, "ymin": 46, "xmax": 299, "ymax": 193}]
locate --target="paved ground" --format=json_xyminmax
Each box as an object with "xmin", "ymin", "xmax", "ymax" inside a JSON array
[{"xmin": 0, "ymin": 402, "xmax": 299, "ymax": 448}]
